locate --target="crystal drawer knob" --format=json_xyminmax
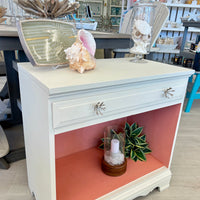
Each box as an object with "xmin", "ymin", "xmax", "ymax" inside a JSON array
[
  {"xmin": 94, "ymin": 102, "xmax": 106, "ymax": 115},
  {"xmin": 163, "ymin": 87, "xmax": 175, "ymax": 98}
]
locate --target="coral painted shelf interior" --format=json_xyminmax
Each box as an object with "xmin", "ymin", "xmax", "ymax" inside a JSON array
[{"xmin": 55, "ymin": 104, "xmax": 180, "ymax": 200}]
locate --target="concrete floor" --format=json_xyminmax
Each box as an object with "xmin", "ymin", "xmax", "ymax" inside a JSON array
[
  {"xmin": 0, "ymin": 159, "xmax": 33, "ymax": 200},
  {"xmin": 0, "ymin": 99, "xmax": 200, "ymax": 200}
]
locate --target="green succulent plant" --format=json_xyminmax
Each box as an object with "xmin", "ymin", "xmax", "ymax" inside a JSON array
[
  {"xmin": 124, "ymin": 122, "xmax": 151, "ymax": 162},
  {"xmin": 99, "ymin": 122, "xmax": 152, "ymax": 162}
]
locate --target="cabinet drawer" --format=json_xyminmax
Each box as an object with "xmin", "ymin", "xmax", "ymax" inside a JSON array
[{"xmin": 52, "ymin": 79, "xmax": 186, "ymax": 131}]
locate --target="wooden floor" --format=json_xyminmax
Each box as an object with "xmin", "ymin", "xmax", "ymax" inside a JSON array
[{"xmin": 0, "ymin": 99, "xmax": 200, "ymax": 200}]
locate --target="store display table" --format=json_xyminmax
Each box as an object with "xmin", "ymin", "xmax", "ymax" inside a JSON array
[
  {"xmin": 18, "ymin": 58, "xmax": 193, "ymax": 200},
  {"xmin": 0, "ymin": 25, "xmax": 131, "ymax": 58},
  {"xmin": 0, "ymin": 25, "xmax": 26, "ymax": 126}
]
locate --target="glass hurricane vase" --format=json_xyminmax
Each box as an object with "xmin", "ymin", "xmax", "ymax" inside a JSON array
[
  {"xmin": 129, "ymin": 0, "xmax": 155, "ymax": 63},
  {"xmin": 101, "ymin": 125, "xmax": 127, "ymax": 177}
]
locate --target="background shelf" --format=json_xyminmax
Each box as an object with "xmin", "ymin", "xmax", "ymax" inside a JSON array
[
  {"xmin": 165, "ymin": 3, "xmax": 200, "ymax": 8},
  {"xmin": 110, "ymin": 15, "xmax": 121, "ymax": 17},
  {"xmin": 151, "ymin": 48, "xmax": 180, "ymax": 54},
  {"xmin": 110, "ymin": 5, "xmax": 126, "ymax": 7},
  {"xmin": 162, "ymin": 27, "xmax": 200, "ymax": 33}
]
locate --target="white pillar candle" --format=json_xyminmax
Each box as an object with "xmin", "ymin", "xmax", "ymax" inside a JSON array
[{"xmin": 111, "ymin": 139, "xmax": 119, "ymax": 154}]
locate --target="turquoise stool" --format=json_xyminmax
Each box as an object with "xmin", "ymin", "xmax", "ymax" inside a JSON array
[{"xmin": 185, "ymin": 73, "xmax": 200, "ymax": 112}]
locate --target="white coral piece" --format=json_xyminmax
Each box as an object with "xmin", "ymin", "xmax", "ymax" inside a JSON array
[
  {"xmin": 134, "ymin": 19, "xmax": 151, "ymax": 35},
  {"xmin": 131, "ymin": 19, "xmax": 152, "ymax": 55}
]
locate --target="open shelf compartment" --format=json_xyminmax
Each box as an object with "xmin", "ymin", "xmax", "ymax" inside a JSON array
[{"xmin": 55, "ymin": 104, "xmax": 181, "ymax": 200}]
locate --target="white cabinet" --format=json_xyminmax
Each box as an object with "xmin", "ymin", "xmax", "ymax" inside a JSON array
[{"xmin": 18, "ymin": 58, "xmax": 193, "ymax": 200}]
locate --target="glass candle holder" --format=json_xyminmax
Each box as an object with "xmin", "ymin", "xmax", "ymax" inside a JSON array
[
  {"xmin": 102, "ymin": 125, "xmax": 126, "ymax": 176},
  {"xmin": 129, "ymin": 0, "xmax": 155, "ymax": 62}
]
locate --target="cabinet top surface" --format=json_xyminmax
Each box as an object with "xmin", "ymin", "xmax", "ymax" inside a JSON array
[{"xmin": 18, "ymin": 58, "xmax": 194, "ymax": 95}]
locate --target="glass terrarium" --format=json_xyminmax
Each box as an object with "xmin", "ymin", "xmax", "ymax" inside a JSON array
[
  {"xmin": 102, "ymin": 125, "xmax": 126, "ymax": 176},
  {"xmin": 129, "ymin": 0, "xmax": 155, "ymax": 62}
]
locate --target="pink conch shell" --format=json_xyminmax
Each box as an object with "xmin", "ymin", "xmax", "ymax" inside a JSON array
[
  {"xmin": 78, "ymin": 29, "xmax": 96, "ymax": 56},
  {"xmin": 64, "ymin": 29, "xmax": 96, "ymax": 74}
]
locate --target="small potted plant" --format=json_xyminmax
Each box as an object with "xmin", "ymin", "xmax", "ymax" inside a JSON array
[{"xmin": 99, "ymin": 122, "xmax": 152, "ymax": 165}]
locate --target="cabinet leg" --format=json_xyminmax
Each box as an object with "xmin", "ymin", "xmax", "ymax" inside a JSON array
[
  {"xmin": 158, "ymin": 183, "xmax": 170, "ymax": 192},
  {"xmin": 104, "ymin": 49, "xmax": 112, "ymax": 58},
  {"xmin": 32, "ymin": 192, "xmax": 36, "ymax": 200},
  {"xmin": 158, "ymin": 179, "xmax": 171, "ymax": 192},
  {"xmin": 0, "ymin": 157, "xmax": 10, "ymax": 169}
]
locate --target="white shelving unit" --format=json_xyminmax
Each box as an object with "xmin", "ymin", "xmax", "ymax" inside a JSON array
[
  {"xmin": 108, "ymin": 0, "xmax": 127, "ymax": 30},
  {"xmin": 76, "ymin": 0, "xmax": 104, "ymax": 26},
  {"xmin": 109, "ymin": 4, "xmax": 123, "ymax": 29},
  {"xmin": 77, "ymin": 0, "xmax": 103, "ymax": 14},
  {"xmin": 152, "ymin": 3, "xmax": 200, "ymax": 63}
]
